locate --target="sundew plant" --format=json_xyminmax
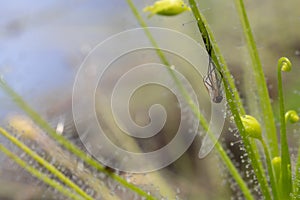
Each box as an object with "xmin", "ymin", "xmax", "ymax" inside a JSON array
[{"xmin": 0, "ymin": 0, "xmax": 299, "ymax": 200}]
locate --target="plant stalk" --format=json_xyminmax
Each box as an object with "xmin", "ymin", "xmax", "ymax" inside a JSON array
[
  {"xmin": 261, "ymin": 139, "xmax": 279, "ymax": 200},
  {"xmin": 188, "ymin": 0, "xmax": 271, "ymax": 199},
  {"xmin": 127, "ymin": 1, "xmax": 254, "ymax": 199},
  {"xmin": 233, "ymin": 0, "xmax": 279, "ymax": 158},
  {"xmin": 0, "ymin": 127, "xmax": 93, "ymax": 200},
  {"xmin": 277, "ymin": 60, "xmax": 292, "ymax": 199},
  {"xmin": 0, "ymin": 144, "xmax": 84, "ymax": 200},
  {"xmin": 0, "ymin": 79, "xmax": 157, "ymax": 200}
]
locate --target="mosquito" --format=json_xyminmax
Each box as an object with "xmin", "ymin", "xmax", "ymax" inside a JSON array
[{"xmin": 203, "ymin": 57, "xmax": 223, "ymax": 103}]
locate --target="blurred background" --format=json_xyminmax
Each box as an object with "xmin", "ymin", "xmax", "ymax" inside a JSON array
[{"xmin": 0, "ymin": 0, "xmax": 299, "ymax": 199}]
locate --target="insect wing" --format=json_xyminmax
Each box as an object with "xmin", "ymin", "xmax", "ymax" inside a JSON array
[{"xmin": 203, "ymin": 59, "xmax": 223, "ymax": 103}]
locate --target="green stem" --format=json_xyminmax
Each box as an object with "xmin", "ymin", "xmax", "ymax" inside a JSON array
[
  {"xmin": 188, "ymin": 0, "xmax": 245, "ymax": 116},
  {"xmin": 277, "ymin": 58, "xmax": 292, "ymax": 198},
  {"xmin": 261, "ymin": 139, "xmax": 279, "ymax": 200},
  {"xmin": 223, "ymin": 77, "xmax": 272, "ymax": 200},
  {"xmin": 0, "ymin": 127, "xmax": 93, "ymax": 200},
  {"xmin": 126, "ymin": 0, "xmax": 207, "ymax": 131},
  {"xmin": 127, "ymin": 1, "xmax": 254, "ymax": 199},
  {"xmin": 188, "ymin": 1, "xmax": 271, "ymax": 199},
  {"xmin": 0, "ymin": 79, "xmax": 157, "ymax": 200},
  {"xmin": 0, "ymin": 144, "xmax": 84, "ymax": 200},
  {"xmin": 233, "ymin": 0, "xmax": 279, "ymax": 158},
  {"xmin": 212, "ymin": 134, "xmax": 254, "ymax": 200},
  {"xmin": 294, "ymin": 146, "xmax": 300, "ymax": 198}
]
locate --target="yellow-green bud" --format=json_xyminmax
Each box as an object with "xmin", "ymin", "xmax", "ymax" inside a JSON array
[
  {"xmin": 241, "ymin": 115, "xmax": 262, "ymax": 140},
  {"xmin": 278, "ymin": 57, "xmax": 292, "ymax": 72},
  {"xmin": 272, "ymin": 156, "xmax": 281, "ymax": 182},
  {"xmin": 143, "ymin": 0, "xmax": 191, "ymax": 18},
  {"xmin": 285, "ymin": 110, "xmax": 299, "ymax": 123}
]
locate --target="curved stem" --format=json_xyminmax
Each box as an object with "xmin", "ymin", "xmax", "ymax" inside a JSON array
[{"xmin": 277, "ymin": 58, "xmax": 292, "ymax": 199}]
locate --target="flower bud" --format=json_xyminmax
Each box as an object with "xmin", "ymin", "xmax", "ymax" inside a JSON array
[
  {"xmin": 285, "ymin": 110, "xmax": 299, "ymax": 123},
  {"xmin": 272, "ymin": 156, "xmax": 281, "ymax": 182},
  {"xmin": 143, "ymin": 0, "xmax": 191, "ymax": 17},
  {"xmin": 278, "ymin": 57, "xmax": 292, "ymax": 72},
  {"xmin": 241, "ymin": 115, "xmax": 262, "ymax": 140}
]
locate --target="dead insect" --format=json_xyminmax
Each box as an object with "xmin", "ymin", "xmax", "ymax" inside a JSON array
[{"xmin": 203, "ymin": 58, "xmax": 223, "ymax": 103}]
